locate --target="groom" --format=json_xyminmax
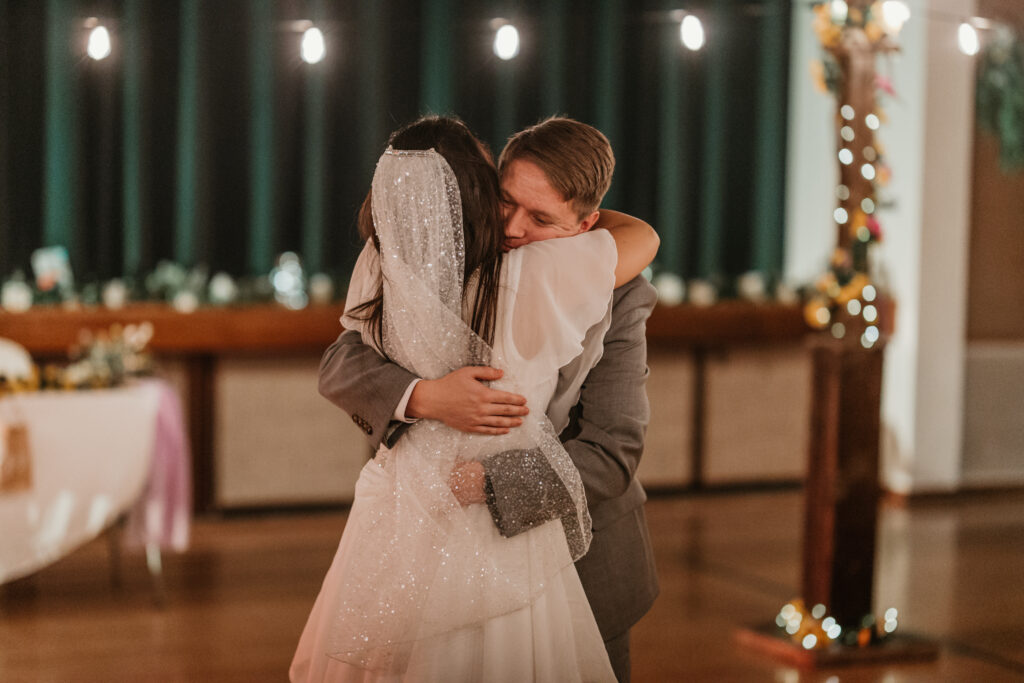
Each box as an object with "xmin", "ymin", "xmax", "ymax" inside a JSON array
[{"xmin": 319, "ymin": 117, "xmax": 658, "ymax": 682}]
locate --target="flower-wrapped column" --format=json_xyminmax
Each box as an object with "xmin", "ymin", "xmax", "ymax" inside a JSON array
[
  {"xmin": 740, "ymin": 1, "xmax": 935, "ymax": 664},
  {"xmin": 802, "ymin": 1, "xmax": 895, "ymax": 640}
]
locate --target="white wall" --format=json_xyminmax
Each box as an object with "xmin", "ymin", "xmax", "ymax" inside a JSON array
[
  {"xmin": 963, "ymin": 343, "xmax": 1024, "ymax": 486},
  {"xmin": 783, "ymin": 5, "xmax": 837, "ymax": 285},
  {"xmin": 785, "ymin": 0, "xmax": 977, "ymax": 493},
  {"xmin": 908, "ymin": 0, "xmax": 976, "ymax": 491}
]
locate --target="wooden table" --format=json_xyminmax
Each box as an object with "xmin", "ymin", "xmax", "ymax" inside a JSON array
[{"xmin": 1, "ymin": 301, "xmax": 810, "ymax": 510}]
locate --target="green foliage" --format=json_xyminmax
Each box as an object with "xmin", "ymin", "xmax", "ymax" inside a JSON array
[{"xmin": 976, "ymin": 27, "xmax": 1024, "ymax": 173}]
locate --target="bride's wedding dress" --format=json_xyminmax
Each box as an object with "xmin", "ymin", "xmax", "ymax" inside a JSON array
[{"xmin": 290, "ymin": 149, "xmax": 617, "ymax": 683}]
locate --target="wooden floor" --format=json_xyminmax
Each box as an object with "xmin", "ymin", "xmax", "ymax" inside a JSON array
[{"xmin": 2, "ymin": 489, "xmax": 1023, "ymax": 682}]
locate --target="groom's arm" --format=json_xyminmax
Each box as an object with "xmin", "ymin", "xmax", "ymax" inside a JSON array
[
  {"xmin": 318, "ymin": 330, "xmax": 528, "ymax": 451},
  {"xmin": 482, "ymin": 276, "xmax": 656, "ymax": 534},
  {"xmin": 318, "ymin": 329, "xmax": 417, "ymax": 450}
]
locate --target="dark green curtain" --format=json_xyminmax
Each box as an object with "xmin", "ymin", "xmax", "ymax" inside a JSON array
[{"xmin": 0, "ymin": 0, "xmax": 791, "ymax": 293}]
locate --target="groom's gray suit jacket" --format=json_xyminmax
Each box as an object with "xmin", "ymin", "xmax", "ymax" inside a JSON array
[{"xmin": 318, "ymin": 274, "xmax": 660, "ymax": 642}]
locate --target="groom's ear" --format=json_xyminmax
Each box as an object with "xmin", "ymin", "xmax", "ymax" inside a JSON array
[{"xmin": 577, "ymin": 210, "xmax": 601, "ymax": 234}]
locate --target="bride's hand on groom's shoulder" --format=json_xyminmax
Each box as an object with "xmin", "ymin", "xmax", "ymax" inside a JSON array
[{"xmin": 406, "ymin": 366, "xmax": 529, "ymax": 435}]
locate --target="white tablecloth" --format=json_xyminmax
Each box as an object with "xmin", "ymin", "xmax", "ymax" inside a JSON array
[{"xmin": 1, "ymin": 381, "xmax": 165, "ymax": 583}]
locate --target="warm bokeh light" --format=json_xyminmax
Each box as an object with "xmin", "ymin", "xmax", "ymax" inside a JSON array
[
  {"xmin": 494, "ymin": 24, "xmax": 520, "ymax": 60},
  {"xmin": 680, "ymin": 15, "xmax": 705, "ymax": 51},
  {"xmin": 301, "ymin": 27, "xmax": 326, "ymax": 64},
  {"xmin": 830, "ymin": 1, "xmax": 849, "ymax": 24},
  {"xmin": 881, "ymin": 1, "xmax": 911, "ymax": 34},
  {"xmin": 958, "ymin": 22, "xmax": 980, "ymax": 56},
  {"xmin": 87, "ymin": 25, "xmax": 111, "ymax": 60}
]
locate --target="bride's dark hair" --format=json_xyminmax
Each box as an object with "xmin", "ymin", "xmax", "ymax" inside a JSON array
[{"xmin": 350, "ymin": 115, "xmax": 505, "ymax": 350}]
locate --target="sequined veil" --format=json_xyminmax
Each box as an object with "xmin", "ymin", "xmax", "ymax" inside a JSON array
[{"xmin": 326, "ymin": 148, "xmax": 593, "ymax": 673}]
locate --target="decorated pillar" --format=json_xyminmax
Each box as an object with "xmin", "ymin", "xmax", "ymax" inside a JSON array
[
  {"xmin": 800, "ymin": 0, "xmax": 902, "ymax": 643},
  {"xmin": 803, "ymin": 0, "xmax": 899, "ymax": 341},
  {"xmin": 739, "ymin": 2, "xmax": 937, "ymax": 665}
]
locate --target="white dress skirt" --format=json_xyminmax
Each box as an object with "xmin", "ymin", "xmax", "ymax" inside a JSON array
[{"xmin": 291, "ymin": 231, "xmax": 619, "ymax": 682}]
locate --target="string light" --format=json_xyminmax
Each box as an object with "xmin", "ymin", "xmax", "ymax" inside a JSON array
[
  {"xmin": 884, "ymin": 607, "xmax": 899, "ymax": 633},
  {"xmin": 830, "ymin": 1, "xmax": 849, "ymax": 24},
  {"xmin": 494, "ymin": 23, "xmax": 520, "ymax": 60},
  {"xmin": 62, "ymin": 5, "xmax": 1006, "ymax": 76},
  {"xmin": 958, "ymin": 22, "xmax": 980, "ymax": 55},
  {"xmin": 301, "ymin": 26, "xmax": 325, "ymax": 64},
  {"xmin": 773, "ymin": 601, "xmax": 915, "ymax": 651},
  {"xmin": 680, "ymin": 14, "xmax": 705, "ymax": 51},
  {"xmin": 880, "ymin": 1, "xmax": 911, "ymax": 34},
  {"xmin": 87, "ymin": 25, "xmax": 112, "ymax": 60}
]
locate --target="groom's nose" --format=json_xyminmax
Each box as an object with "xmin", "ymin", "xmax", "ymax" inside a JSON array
[{"xmin": 505, "ymin": 209, "xmax": 527, "ymax": 238}]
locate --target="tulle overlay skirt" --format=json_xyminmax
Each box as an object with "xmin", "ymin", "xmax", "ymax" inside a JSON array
[{"xmin": 290, "ymin": 453, "xmax": 615, "ymax": 683}]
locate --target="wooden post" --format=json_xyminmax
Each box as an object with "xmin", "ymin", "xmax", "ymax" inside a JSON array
[
  {"xmin": 802, "ymin": 338, "xmax": 884, "ymax": 631},
  {"xmin": 736, "ymin": 2, "xmax": 938, "ymax": 665},
  {"xmin": 801, "ymin": 3, "xmax": 888, "ymax": 631}
]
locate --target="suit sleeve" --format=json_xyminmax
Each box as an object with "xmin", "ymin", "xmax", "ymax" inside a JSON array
[
  {"xmin": 318, "ymin": 328, "xmax": 419, "ymax": 451},
  {"xmin": 483, "ymin": 275, "xmax": 657, "ymax": 533}
]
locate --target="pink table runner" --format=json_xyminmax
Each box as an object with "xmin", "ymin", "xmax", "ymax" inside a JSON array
[{"xmin": 126, "ymin": 380, "xmax": 191, "ymax": 552}]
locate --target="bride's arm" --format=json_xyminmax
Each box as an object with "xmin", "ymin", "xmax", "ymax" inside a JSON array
[{"xmin": 592, "ymin": 209, "xmax": 660, "ymax": 287}]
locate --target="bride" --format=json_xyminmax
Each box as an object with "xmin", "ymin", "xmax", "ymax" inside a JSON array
[{"xmin": 290, "ymin": 116, "xmax": 658, "ymax": 682}]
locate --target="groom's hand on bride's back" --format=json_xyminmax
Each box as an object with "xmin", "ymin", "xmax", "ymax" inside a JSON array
[{"xmin": 406, "ymin": 366, "xmax": 529, "ymax": 435}]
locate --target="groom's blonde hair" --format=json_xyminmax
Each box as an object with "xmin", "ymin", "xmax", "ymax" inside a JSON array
[{"xmin": 498, "ymin": 117, "xmax": 615, "ymax": 219}]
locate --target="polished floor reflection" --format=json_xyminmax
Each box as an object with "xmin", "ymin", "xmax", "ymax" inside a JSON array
[{"xmin": 2, "ymin": 489, "xmax": 1023, "ymax": 681}]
